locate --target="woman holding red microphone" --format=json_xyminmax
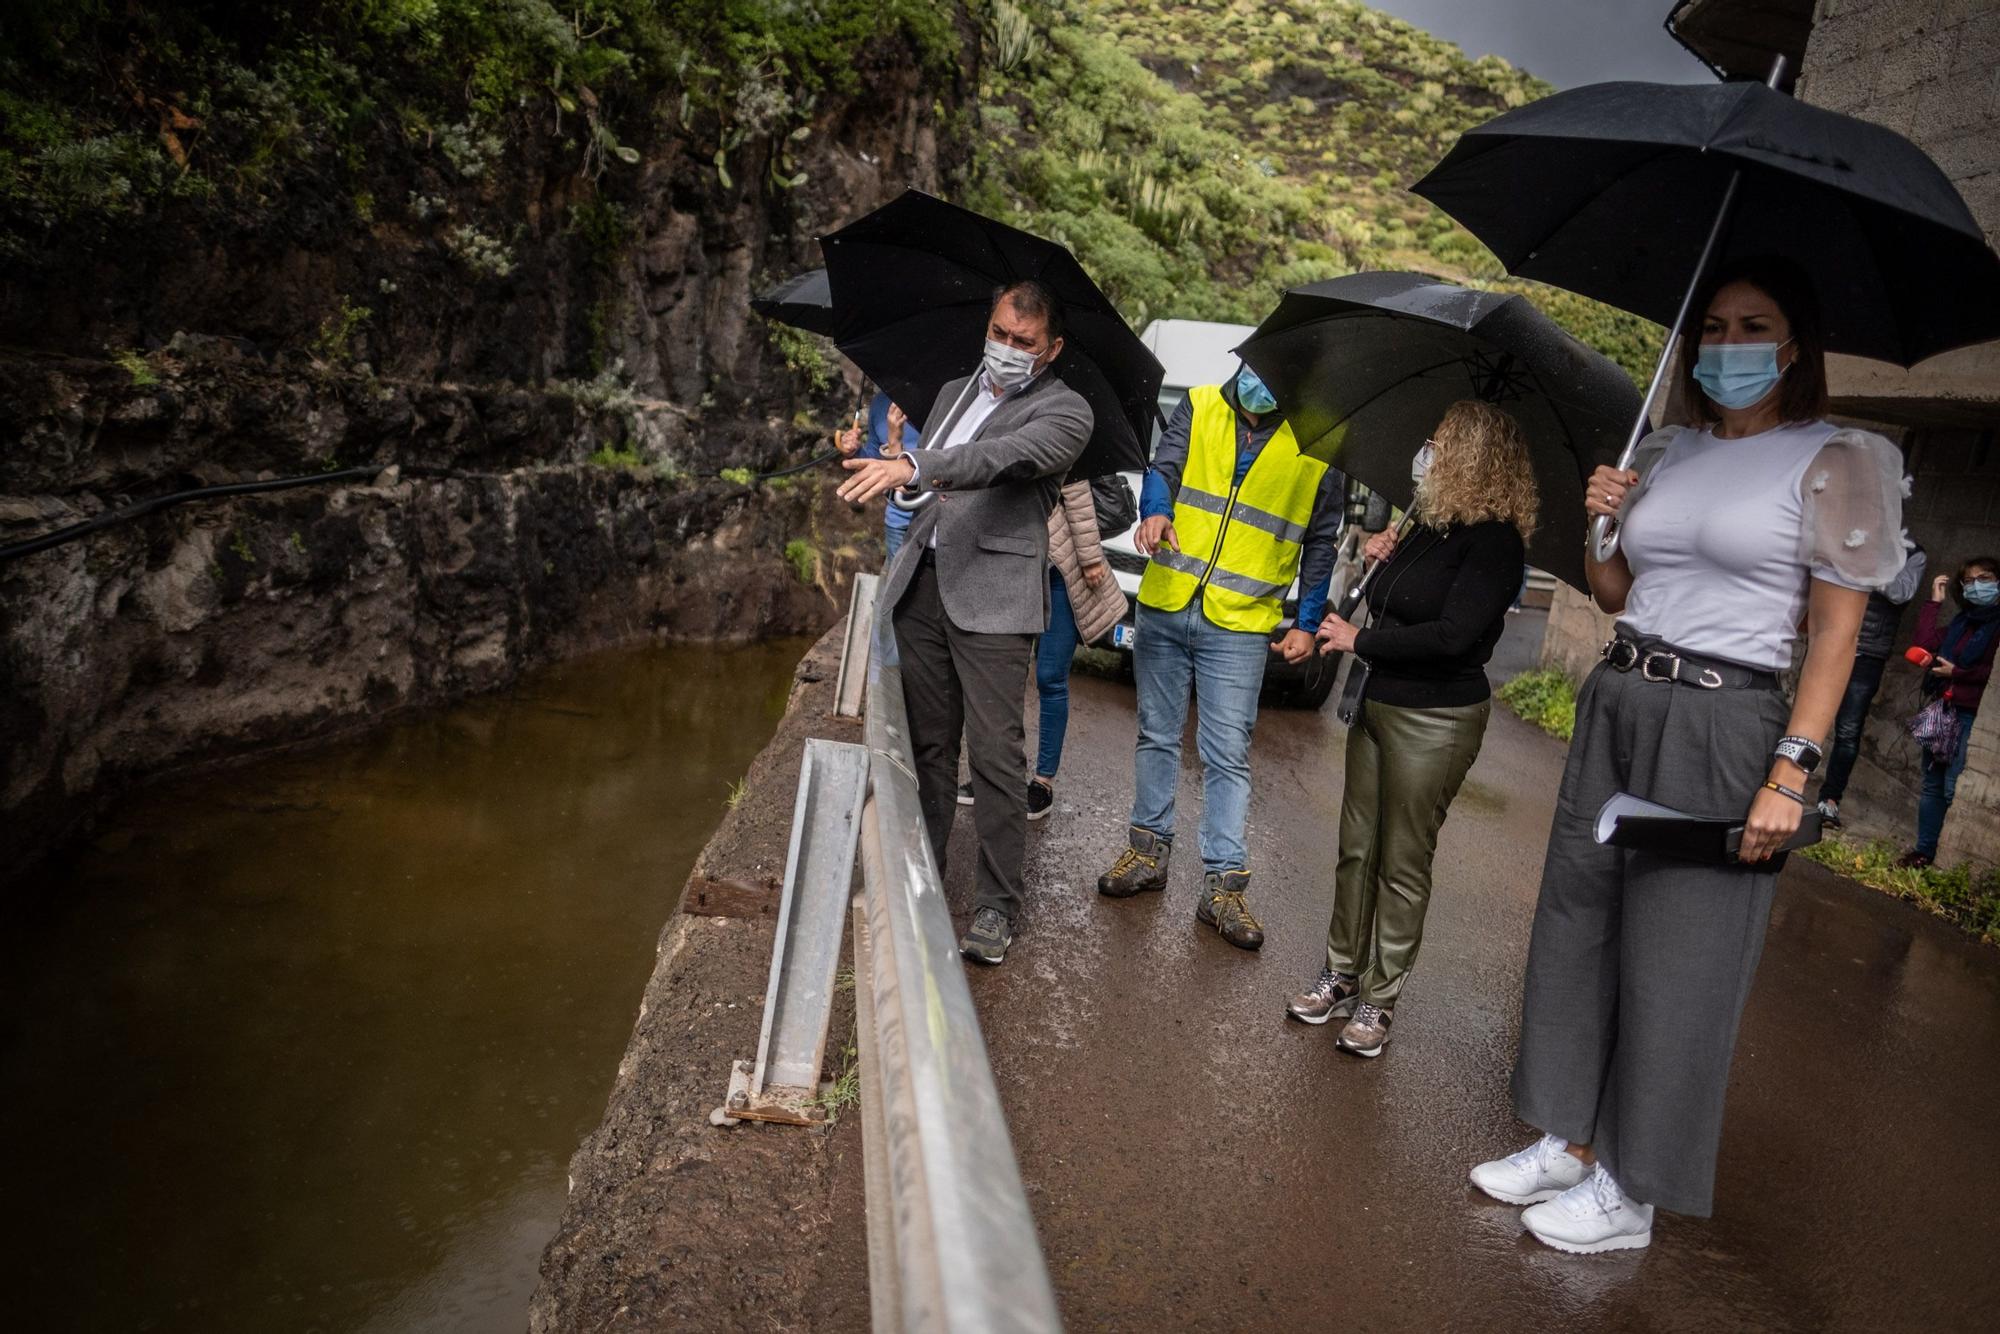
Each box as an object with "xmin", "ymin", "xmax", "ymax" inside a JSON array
[{"xmin": 1900, "ymin": 555, "xmax": 2000, "ymax": 867}]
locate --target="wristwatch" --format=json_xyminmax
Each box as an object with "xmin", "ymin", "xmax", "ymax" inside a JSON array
[{"xmin": 1773, "ymin": 736, "xmax": 1822, "ymax": 774}]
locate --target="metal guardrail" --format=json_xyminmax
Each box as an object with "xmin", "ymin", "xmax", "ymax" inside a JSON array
[{"xmin": 852, "ymin": 608, "xmax": 1063, "ymax": 1334}]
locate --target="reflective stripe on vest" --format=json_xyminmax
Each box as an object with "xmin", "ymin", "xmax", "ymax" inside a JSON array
[{"xmin": 1138, "ymin": 385, "xmax": 1327, "ymax": 634}]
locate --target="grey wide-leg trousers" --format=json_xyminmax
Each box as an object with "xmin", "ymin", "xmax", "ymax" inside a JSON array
[{"xmin": 1511, "ymin": 654, "xmax": 1790, "ymax": 1218}]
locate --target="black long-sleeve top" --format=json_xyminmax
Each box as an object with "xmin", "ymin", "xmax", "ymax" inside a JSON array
[{"xmin": 1354, "ymin": 519, "xmax": 1525, "ymax": 709}]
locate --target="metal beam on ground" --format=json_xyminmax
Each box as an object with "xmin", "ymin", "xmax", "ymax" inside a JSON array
[
  {"xmin": 834, "ymin": 572, "xmax": 880, "ymax": 718},
  {"xmin": 728, "ymin": 736, "xmax": 869, "ymax": 1125}
]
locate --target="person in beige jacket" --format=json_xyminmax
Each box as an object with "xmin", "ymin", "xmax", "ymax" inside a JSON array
[{"xmin": 1029, "ymin": 479, "xmax": 1129, "ymax": 819}]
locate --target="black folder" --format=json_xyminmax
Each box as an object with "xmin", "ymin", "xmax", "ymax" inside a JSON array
[{"xmin": 1594, "ymin": 792, "xmax": 1823, "ymax": 864}]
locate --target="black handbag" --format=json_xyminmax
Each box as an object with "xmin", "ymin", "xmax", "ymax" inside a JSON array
[{"xmin": 1088, "ymin": 472, "xmax": 1138, "ymax": 539}]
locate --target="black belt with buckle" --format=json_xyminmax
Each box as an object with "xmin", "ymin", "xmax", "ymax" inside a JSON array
[{"xmin": 1601, "ymin": 634, "xmax": 1776, "ymax": 691}]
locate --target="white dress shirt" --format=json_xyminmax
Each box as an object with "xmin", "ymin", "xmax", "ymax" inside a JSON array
[{"xmin": 919, "ymin": 370, "xmax": 1031, "ymax": 548}]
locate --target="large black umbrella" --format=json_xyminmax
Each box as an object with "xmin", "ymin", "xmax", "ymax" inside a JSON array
[
  {"xmin": 820, "ymin": 190, "xmax": 1162, "ymax": 480},
  {"xmin": 1413, "ymin": 63, "xmax": 2000, "ymax": 556},
  {"xmin": 750, "ymin": 267, "xmax": 834, "ymax": 335},
  {"xmin": 1237, "ymin": 272, "xmax": 1642, "ymax": 591}
]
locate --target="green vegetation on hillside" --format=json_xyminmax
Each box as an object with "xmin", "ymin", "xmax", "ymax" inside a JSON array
[
  {"xmin": 971, "ymin": 0, "xmax": 1659, "ymax": 379},
  {"xmin": 0, "ymin": 0, "xmax": 955, "ymax": 244}
]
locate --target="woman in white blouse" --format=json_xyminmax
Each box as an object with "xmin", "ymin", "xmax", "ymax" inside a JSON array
[{"xmin": 1468, "ymin": 258, "xmax": 1905, "ymax": 1254}]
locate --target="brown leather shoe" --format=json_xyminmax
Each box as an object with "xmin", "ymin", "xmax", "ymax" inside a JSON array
[
  {"xmin": 1098, "ymin": 826, "xmax": 1171, "ymax": 897},
  {"xmin": 1195, "ymin": 870, "xmax": 1264, "ymax": 950}
]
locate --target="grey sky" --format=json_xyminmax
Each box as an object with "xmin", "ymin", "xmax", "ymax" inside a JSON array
[{"xmin": 1369, "ymin": 0, "xmax": 1715, "ymax": 88}]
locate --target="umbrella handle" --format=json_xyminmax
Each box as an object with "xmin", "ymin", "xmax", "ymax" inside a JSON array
[
  {"xmin": 885, "ymin": 373, "xmax": 981, "ymax": 513},
  {"xmin": 1335, "ymin": 511, "xmax": 1417, "ymax": 621},
  {"xmin": 1592, "ymin": 55, "xmax": 1786, "ymax": 565},
  {"xmin": 1590, "ymin": 166, "xmax": 1746, "ymax": 563}
]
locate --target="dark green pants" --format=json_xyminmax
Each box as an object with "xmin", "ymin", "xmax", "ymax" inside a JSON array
[{"xmin": 1324, "ymin": 696, "xmax": 1490, "ymax": 1007}]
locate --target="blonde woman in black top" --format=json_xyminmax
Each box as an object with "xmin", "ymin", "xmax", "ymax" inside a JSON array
[{"xmin": 1287, "ymin": 399, "xmax": 1538, "ymax": 1057}]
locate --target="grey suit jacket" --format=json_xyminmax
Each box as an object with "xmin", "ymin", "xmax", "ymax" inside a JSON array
[{"xmin": 879, "ymin": 371, "xmax": 1093, "ymax": 635}]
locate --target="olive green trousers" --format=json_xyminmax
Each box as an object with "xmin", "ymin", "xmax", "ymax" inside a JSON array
[{"xmin": 1324, "ymin": 695, "xmax": 1490, "ymax": 1007}]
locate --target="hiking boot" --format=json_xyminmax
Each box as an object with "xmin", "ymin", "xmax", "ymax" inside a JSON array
[
  {"xmin": 958, "ymin": 907, "xmax": 1013, "ymax": 965},
  {"xmin": 1195, "ymin": 870, "xmax": 1264, "ymax": 950},
  {"xmin": 1816, "ymin": 797, "xmax": 1843, "ymax": 830},
  {"xmin": 1098, "ymin": 827, "xmax": 1171, "ymax": 897},
  {"xmin": 1026, "ymin": 779, "xmax": 1054, "ymax": 822},
  {"xmin": 956, "ymin": 782, "xmax": 974, "ymax": 806},
  {"xmin": 1336, "ymin": 1002, "xmax": 1392, "ymax": 1056},
  {"xmin": 1470, "ymin": 1134, "xmax": 1589, "ymax": 1205},
  {"xmin": 1896, "ymin": 849, "xmax": 1932, "ymax": 869},
  {"xmin": 1286, "ymin": 967, "xmax": 1360, "ymax": 1025},
  {"xmin": 1521, "ymin": 1162, "xmax": 1654, "ymax": 1254}
]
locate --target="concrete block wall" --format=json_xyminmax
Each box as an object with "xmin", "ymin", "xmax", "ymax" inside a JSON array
[
  {"xmin": 1799, "ymin": 0, "xmax": 2000, "ymax": 246},
  {"xmin": 1796, "ymin": 1, "xmax": 2000, "ymax": 865}
]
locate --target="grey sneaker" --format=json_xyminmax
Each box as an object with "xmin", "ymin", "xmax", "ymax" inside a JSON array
[
  {"xmin": 1097, "ymin": 826, "xmax": 1171, "ymax": 897},
  {"xmin": 956, "ymin": 782, "xmax": 974, "ymax": 806},
  {"xmin": 1286, "ymin": 967, "xmax": 1360, "ymax": 1024},
  {"xmin": 1195, "ymin": 870, "xmax": 1264, "ymax": 950},
  {"xmin": 1337, "ymin": 1001, "xmax": 1392, "ymax": 1057},
  {"xmin": 959, "ymin": 907, "xmax": 1013, "ymax": 965},
  {"xmin": 1817, "ymin": 797, "xmax": 1842, "ymax": 830}
]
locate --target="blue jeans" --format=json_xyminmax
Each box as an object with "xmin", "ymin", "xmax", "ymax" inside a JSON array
[
  {"xmin": 1130, "ymin": 598, "xmax": 1268, "ymax": 872},
  {"xmin": 1818, "ymin": 653, "xmax": 1887, "ymax": 803},
  {"xmin": 884, "ymin": 521, "xmax": 908, "ymax": 562},
  {"xmin": 1035, "ymin": 567, "xmax": 1081, "ymax": 778},
  {"xmin": 1915, "ymin": 707, "xmax": 1974, "ymax": 857}
]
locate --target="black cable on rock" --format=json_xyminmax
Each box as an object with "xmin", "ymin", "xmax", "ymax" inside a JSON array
[
  {"xmin": 0, "ymin": 447, "xmax": 848, "ymax": 566},
  {"xmin": 0, "ymin": 467, "xmax": 384, "ymax": 564}
]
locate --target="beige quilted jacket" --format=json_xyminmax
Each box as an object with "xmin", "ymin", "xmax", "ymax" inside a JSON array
[{"xmin": 1048, "ymin": 480, "xmax": 1130, "ymax": 645}]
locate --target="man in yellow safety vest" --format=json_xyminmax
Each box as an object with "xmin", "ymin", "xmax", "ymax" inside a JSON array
[{"xmin": 1095, "ymin": 363, "xmax": 1344, "ymax": 948}]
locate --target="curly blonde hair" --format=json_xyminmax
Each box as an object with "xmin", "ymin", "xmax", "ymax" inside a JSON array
[{"xmin": 1414, "ymin": 399, "xmax": 1539, "ymax": 542}]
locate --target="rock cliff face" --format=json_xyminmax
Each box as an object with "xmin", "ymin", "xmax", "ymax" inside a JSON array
[{"xmin": 0, "ymin": 19, "xmax": 973, "ymax": 877}]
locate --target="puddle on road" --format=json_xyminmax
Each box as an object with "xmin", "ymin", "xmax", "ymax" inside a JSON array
[{"xmin": 0, "ymin": 638, "xmax": 807, "ymax": 1334}]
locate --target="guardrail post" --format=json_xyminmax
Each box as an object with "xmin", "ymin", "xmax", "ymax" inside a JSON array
[{"xmin": 834, "ymin": 572, "xmax": 880, "ymax": 718}]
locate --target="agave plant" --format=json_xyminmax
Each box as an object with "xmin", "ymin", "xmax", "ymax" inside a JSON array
[{"xmin": 987, "ymin": 0, "xmax": 1045, "ymax": 74}]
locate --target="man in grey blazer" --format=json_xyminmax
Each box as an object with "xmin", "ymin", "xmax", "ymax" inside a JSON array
[{"xmin": 837, "ymin": 280, "xmax": 1093, "ymax": 964}]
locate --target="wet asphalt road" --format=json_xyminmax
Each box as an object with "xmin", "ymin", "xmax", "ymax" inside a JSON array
[{"xmin": 933, "ymin": 613, "xmax": 2000, "ymax": 1332}]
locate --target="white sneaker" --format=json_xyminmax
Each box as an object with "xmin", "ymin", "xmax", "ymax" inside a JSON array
[
  {"xmin": 1469, "ymin": 1134, "xmax": 1588, "ymax": 1204},
  {"xmin": 1521, "ymin": 1162, "xmax": 1655, "ymax": 1254}
]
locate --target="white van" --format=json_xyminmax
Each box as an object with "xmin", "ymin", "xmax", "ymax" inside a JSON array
[{"xmin": 1096, "ymin": 318, "xmax": 1351, "ymax": 708}]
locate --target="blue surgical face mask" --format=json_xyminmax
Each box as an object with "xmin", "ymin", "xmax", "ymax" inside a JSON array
[
  {"xmin": 1965, "ymin": 577, "xmax": 1999, "ymax": 607},
  {"xmin": 1692, "ymin": 338, "xmax": 1793, "ymax": 411},
  {"xmin": 1410, "ymin": 439, "xmax": 1437, "ymax": 484},
  {"xmin": 1235, "ymin": 365, "xmax": 1277, "ymax": 415}
]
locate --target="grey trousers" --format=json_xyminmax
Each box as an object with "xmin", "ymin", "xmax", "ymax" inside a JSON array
[
  {"xmin": 1511, "ymin": 655, "xmax": 1790, "ymax": 1217},
  {"xmin": 893, "ymin": 557, "xmax": 1035, "ymax": 922},
  {"xmin": 1325, "ymin": 696, "xmax": 1490, "ymax": 1007}
]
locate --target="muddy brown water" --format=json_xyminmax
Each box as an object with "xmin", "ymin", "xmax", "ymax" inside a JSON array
[{"xmin": 1, "ymin": 639, "xmax": 808, "ymax": 1333}]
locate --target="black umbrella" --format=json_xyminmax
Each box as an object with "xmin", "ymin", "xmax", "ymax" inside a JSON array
[
  {"xmin": 750, "ymin": 268, "xmax": 834, "ymax": 336},
  {"xmin": 1236, "ymin": 272, "xmax": 1642, "ymax": 592},
  {"xmin": 820, "ymin": 190, "xmax": 1162, "ymax": 480},
  {"xmin": 1413, "ymin": 59, "xmax": 2000, "ymax": 556}
]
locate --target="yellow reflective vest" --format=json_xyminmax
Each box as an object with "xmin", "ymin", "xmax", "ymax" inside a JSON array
[{"xmin": 1138, "ymin": 384, "xmax": 1327, "ymax": 635}]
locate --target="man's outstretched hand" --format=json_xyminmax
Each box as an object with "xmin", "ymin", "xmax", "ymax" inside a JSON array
[{"xmin": 838, "ymin": 454, "xmax": 918, "ymax": 505}]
